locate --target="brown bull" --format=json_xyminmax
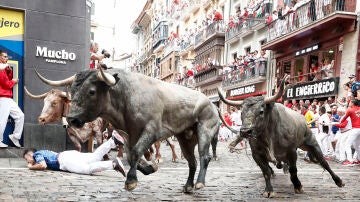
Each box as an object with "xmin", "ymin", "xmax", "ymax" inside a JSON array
[{"xmin": 24, "ymin": 87, "xmax": 107, "ymax": 151}]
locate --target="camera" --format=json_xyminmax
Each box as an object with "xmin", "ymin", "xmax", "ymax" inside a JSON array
[{"xmin": 101, "ymin": 49, "xmax": 111, "ymax": 58}]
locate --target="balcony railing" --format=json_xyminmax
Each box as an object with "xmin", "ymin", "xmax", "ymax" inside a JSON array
[
  {"xmin": 205, "ymin": 21, "xmax": 225, "ymax": 38},
  {"xmin": 153, "ymin": 21, "xmax": 169, "ymax": 48},
  {"xmin": 267, "ymin": 0, "xmax": 356, "ymax": 42},
  {"xmin": 194, "ymin": 30, "xmax": 204, "ymax": 47},
  {"xmin": 222, "ymin": 60, "xmax": 267, "ymax": 87},
  {"xmin": 225, "ymin": 18, "xmax": 265, "ymax": 41},
  {"xmin": 163, "ymin": 40, "xmax": 181, "ymax": 57},
  {"xmin": 194, "ymin": 65, "xmax": 223, "ymax": 86}
]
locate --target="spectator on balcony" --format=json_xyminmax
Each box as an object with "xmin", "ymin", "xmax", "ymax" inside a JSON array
[
  {"xmin": 323, "ymin": 0, "xmax": 332, "ymax": 16},
  {"xmin": 264, "ymin": 12, "xmax": 274, "ymax": 25},
  {"xmin": 321, "ymin": 59, "xmax": 334, "ymax": 79},
  {"xmin": 309, "ymin": 62, "xmax": 319, "ymax": 81},
  {"xmin": 213, "ymin": 9, "xmax": 223, "ymax": 21},
  {"xmin": 243, "ymin": 7, "xmax": 250, "ymax": 18}
]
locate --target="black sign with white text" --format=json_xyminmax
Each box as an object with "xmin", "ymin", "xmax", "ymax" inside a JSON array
[{"xmin": 283, "ymin": 77, "xmax": 339, "ymax": 100}]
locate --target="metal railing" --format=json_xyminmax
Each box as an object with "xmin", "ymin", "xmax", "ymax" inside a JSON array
[
  {"xmin": 225, "ymin": 18, "xmax": 264, "ymax": 41},
  {"xmin": 222, "ymin": 60, "xmax": 267, "ymax": 87},
  {"xmin": 267, "ymin": 0, "xmax": 356, "ymax": 42}
]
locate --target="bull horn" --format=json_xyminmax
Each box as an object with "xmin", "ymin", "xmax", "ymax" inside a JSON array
[
  {"xmin": 97, "ymin": 68, "xmax": 116, "ymax": 86},
  {"xmin": 35, "ymin": 68, "xmax": 75, "ymax": 87},
  {"xmin": 264, "ymin": 74, "xmax": 289, "ymax": 104},
  {"xmin": 24, "ymin": 86, "xmax": 48, "ymax": 99},
  {"xmin": 217, "ymin": 87, "xmax": 243, "ymax": 106},
  {"xmin": 217, "ymin": 108, "xmax": 239, "ymax": 134}
]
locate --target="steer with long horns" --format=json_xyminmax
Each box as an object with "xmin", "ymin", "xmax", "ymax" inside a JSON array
[
  {"xmin": 34, "ymin": 68, "xmax": 219, "ymax": 192},
  {"xmin": 24, "ymin": 87, "xmax": 107, "ymax": 152},
  {"xmin": 217, "ymin": 75, "xmax": 344, "ymax": 197}
]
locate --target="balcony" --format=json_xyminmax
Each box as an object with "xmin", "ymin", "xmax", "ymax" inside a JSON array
[
  {"xmin": 194, "ymin": 30, "xmax": 204, "ymax": 47},
  {"xmin": 194, "ymin": 21, "xmax": 225, "ymax": 48},
  {"xmin": 179, "ymin": 37, "xmax": 195, "ymax": 54},
  {"xmin": 194, "ymin": 65, "xmax": 223, "ymax": 87},
  {"xmin": 152, "ymin": 21, "xmax": 169, "ymax": 48},
  {"xmin": 222, "ymin": 60, "xmax": 267, "ymax": 90},
  {"xmin": 225, "ymin": 18, "xmax": 265, "ymax": 43},
  {"xmin": 180, "ymin": 0, "xmax": 201, "ymax": 21},
  {"xmin": 163, "ymin": 40, "xmax": 181, "ymax": 58},
  {"xmin": 263, "ymin": 0, "xmax": 357, "ymax": 50}
]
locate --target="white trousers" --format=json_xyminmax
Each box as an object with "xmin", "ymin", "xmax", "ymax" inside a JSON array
[
  {"xmin": 345, "ymin": 128, "xmax": 360, "ymax": 162},
  {"xmin": 0, "ymin": 97, "xmax": 24, "ymax": 142},
  {"xmin": 336, "ymin": 130, "xmax": 350, "ymax": 161},
  {"xmin": 316, "ymin": 132, "xmax": 332, "ymax": 156},
  {"xmin": 58, "ymin": 139, "xmax": 116, "ymax": 174}
]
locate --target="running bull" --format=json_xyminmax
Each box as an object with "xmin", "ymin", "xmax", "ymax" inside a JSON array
[
  {"xmin": 35, "ymin": 68, "xmax": 219, "ymax": 192},
  {"xmin": 217, "ymin": 76, "xmax": 344, "ymax": 197}
]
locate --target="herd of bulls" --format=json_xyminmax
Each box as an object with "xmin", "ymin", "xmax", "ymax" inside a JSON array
[{"xmin": 27, "ymin": 68, "xmax": 344, "ymax": 197}]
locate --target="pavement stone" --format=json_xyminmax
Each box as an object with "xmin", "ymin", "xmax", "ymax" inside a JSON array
[{"xmin": 0, "ymin": 141, "xmax": 359, "ymax": 201}]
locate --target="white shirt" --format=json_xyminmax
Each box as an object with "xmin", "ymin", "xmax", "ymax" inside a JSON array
[
  {"xmin": 318, "ymin": 113, "xmax": 331, "ymax": 133},
  {"xmin": 230, "ymin": 111, "xmax": 242, "ymax": 126}
]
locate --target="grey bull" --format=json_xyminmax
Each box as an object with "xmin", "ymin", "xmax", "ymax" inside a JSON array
[
  {"xmin": 35, "ymin": 68, "xmax": 219, "ymax": 192},
  {"xmin": 217, "ymin": 77, "xmax": 344, "ymax": 197}
]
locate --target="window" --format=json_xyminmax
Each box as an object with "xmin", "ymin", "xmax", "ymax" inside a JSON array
[{"xmin": 244, "ymin": 47, "xmax": 251, "ymax": 54}]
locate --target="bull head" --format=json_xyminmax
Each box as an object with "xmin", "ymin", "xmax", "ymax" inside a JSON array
[
  {"xmin": 218, "ymin": 75, "xmax": 289, "ymax": 138},
  {"xmin": 24, "ymin": 86, "xmax": 70, "ymax": 125}
]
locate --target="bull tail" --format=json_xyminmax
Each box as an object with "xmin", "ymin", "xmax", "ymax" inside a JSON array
[{"xmin": 216, "ymin": 108, "xmax": 239, "ymax": 134}]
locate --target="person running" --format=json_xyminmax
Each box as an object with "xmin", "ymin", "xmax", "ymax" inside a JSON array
[
  {"xmin": 23, "ymin": 133, "xmax": 126, "ymax": 176},
  {"xmin": 339, "ymin": 100, "xmax": 360, "ymax": 166}
]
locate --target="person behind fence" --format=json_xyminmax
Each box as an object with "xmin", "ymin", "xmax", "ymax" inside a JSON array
[
  {"xmin": 23, "ymin": 133, "xmax": 126, "ymax": 176},
  {"xmin": 0, "ymin": 50, "xmax": 24, "ymax": 148}
]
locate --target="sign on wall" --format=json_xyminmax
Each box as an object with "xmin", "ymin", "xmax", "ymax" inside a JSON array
[
  {"xmin": 229, "ymin": 85, "xmax": 256, "ymax": 97},
  {"xmin": 35, "ymin": 46, "xmax": 77, "ymax": 64},
  {"xmin": 283, "ymin": 77, "xmax": 339, "ymax": 100},
  {"xmin": 0, "ymin": 8, "xmax": 24, "ymax": 144}
]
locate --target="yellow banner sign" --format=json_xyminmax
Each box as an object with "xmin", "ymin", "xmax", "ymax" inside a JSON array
[{"xmin": 0, "ymin": 8, "xmax": 24, "ymax": 38}]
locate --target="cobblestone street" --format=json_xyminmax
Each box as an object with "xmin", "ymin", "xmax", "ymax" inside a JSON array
[{"xmin": 0, "ymin": 141, "xmax": 360, "ymax": 201}]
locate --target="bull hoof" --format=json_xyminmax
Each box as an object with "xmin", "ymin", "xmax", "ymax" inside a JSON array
[
  {"xmin": 194, "ymin": 182, "xmax": 205, "ymax": 190},
  {"xmin": 294, "ymin": 186, "xmax": 304, "ymax": 194},
  {"xmin": 262, "ymin": 191, "xmax": 276, "ymax": 198},
  {"xmin": 212, "ymin": 156, "xmax": 219, "ymax": 161},
  {"xmin": 125, "ymin": 182, "xmax": 137, "ymax": 191},
  {"xmin": 150, "ymin": 160, "xmax": 159, "ymax": 173},
  {"xmin": 336, "ymin": 179, "xmax": 345, "ymax": 187},
  {"xmin": 183, "ymin": 185, "xmax": 193, "ymax": 193}
]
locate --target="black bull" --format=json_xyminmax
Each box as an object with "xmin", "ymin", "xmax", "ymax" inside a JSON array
[
  {"xmin": 35, "ymin": 68, "xmax": 219, "ymax": 192},
  {"xmin": 217, "ymin": 78, "xmax": 344, "ymax": 197}
]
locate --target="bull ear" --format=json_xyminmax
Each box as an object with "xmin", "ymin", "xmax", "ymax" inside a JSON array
[{"xmin": 60, "ymin": 91, "xmax": 71, "ymax": 102}]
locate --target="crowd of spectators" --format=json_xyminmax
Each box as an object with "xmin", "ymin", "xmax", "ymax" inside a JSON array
[
  {"xmin": 281, "ymin": 75, "xmax": 360, "ymax": 166},
  {"xmin": 222, "ymin": 50, "xmax": 268, "ymax": 85}
]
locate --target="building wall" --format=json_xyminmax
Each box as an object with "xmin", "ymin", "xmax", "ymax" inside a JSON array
[{"xmin": 0, "ymin": 0, "xmax": 90, "ymax": 152}]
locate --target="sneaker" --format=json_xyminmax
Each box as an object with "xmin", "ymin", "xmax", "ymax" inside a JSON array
[
  {"xmin": 112, "ymin": 132, "xmax": 124, "ymax": 146},
  {"xmin": 113, "ymin": 157, "xmax": 126, "ymax": 177},
  {"xmin": 0, "ymin": 142, "xmax": 8, "ymax": 148},
  {"xmin": 341, "ymin": 160, "xmax": 354, "ymax": 166},
  {"xmin": 8, "ymin": 134, "xmax": 21, "ymax": 148}
]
